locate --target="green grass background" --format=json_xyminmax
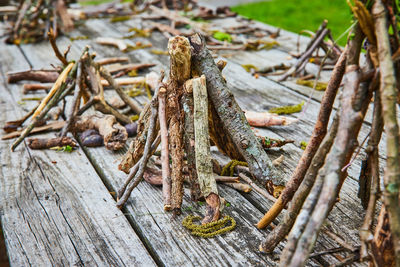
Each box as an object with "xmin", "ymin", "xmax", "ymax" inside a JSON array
[{"xmin": 231, "ymin": 0, "xmax": 353, "ymax": 45}]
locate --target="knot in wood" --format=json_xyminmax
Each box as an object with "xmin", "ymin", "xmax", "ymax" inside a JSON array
[{"xmin": 240, "ymin": 139, "xmax": 249, "ymax": 149}]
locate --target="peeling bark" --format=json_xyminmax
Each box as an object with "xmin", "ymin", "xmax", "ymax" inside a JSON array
[
  {"xmin": 193, "ymin": 75, "xmax": 220, "ymax": 223},
  {"xmin": 189, "ymin": 33, "xmax": 284, "ymax": 186},
  {"xmin": 183, "ymin": 79, "xmax": 202, "ymax": 201},
  {"xmin": 167, "ymin": 36, "xmax": 191, "ymax": 212}
]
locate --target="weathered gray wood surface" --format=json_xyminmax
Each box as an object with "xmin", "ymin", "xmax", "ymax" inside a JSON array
[
  {"xmin": 0, "ymin": 13, "xmax": 383, "ymax": 266},
  {"xmin": 0, "ymin": 42, "xmax": 155, "ymax": 266}
]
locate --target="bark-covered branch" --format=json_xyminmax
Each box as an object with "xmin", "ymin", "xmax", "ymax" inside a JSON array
[
  {"xmin": 189, "ymin": 33, "xmax": 284, "ymax": 187},
  {"xmin": 373, "ymin": 0, "xmax": 400, "ymax": 263}
]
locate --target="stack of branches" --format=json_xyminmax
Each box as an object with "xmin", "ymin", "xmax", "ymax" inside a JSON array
[
  {"xmin": 4, "ymin": 0, "xmax": 74, "ymax": 44},
  {"xmin": 116, "ymin": 33, "xmax": 290, "ymax": 224},
  {"xmin": 4, "ymin": 32, "xmax": 158, "ymax": 152},
  {"xmin": 254, "ymin": 0, "xmax": 400, "ymax": 266}
]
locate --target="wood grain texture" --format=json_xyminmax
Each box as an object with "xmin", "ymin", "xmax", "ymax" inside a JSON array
[{"xmin": 0, "ymin": 43, "xmax": 155, "ymax": 267}]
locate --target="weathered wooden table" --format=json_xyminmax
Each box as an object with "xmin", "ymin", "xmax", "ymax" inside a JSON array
[{"xmin": 0, "ymin": 14, "xmax": 383, "ymax": 266}]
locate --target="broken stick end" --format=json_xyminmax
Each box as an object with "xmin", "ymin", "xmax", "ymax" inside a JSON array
[{"xmin": 163, "ymin": 205, "xmax": 172, "ymax": 211}]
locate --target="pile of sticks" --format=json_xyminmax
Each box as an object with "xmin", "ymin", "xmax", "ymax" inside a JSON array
[
  {"xmin": 115, "ymin": 33, "xmax": 288, "ymax": 224},
  {"xmin": 5, "ymin": 34, "xmax": 157, "ymax": 152},
  {"xmin": 4, "ymin": 0, "xmax": 74, "ymax": 44},
  {"xmin": 254, "ymin": 0, "xmax": 400, "ymax": 266}
]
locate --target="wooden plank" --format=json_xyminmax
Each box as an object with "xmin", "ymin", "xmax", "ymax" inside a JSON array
[{"xmin": 0, "ymin": 42, "xmax": 156, "ymax": 266}]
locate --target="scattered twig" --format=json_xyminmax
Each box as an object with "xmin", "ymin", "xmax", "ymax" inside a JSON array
[
  {"xmin": 2, "ymin": 121, "xmax": 65, "ymax": 140},
  {"xmin": 27, "ymin": 136, "xmax": 77, "ymax": 149},
  {"xmin": 116, "ymin": 90, "xmax": 159, "ymax": 208},
  {"xmin": 244, "ymin": 111, "xmax": 298, "ymax": 127},
  {"xmin": 238, "ymin": 173, "xmax": 276, "ymax": 202},
  {"xmin": 48, "ymin": 28, "xmax": 68, "ymax": 66},
  {"xmin": 7, "ymin": 70, "xmax": 59, "ymax": 83}
]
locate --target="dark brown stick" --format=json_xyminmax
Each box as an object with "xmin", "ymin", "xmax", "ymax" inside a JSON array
[
  {"xmin": 2, "ymin": 121, "xmax": 65, "ymax": 140},
  {"xmin": 27, "ymin": 136, "xmax": 76, "ymax": 149},
  {"xmin": 281, "ymin": 61, "xmax": 373, "ymax": 266},
  {"xmin": 260, "ymin": 113, "xmax": 339, "ymax": 253},
  {"xmin": 48, "ymin": 28, "xmax": 68, "ymax": 65},
  {"xmin": 359, "ymin": 89, "xmax": 383, "ymax": 259},
  {"xmin": 257, "ymin": 48, "xmax": 347, "ymax": 229},
  {"xmin": 7, "ymin": 70, "xmax": 59, "ymax": 83},
  {"xmin": 23, "ymin": 83, "xmax": 52, "ymax": 93},
  {"xmin": 61, "ymin": 61, "xmax": 82, "ymax": 136}
]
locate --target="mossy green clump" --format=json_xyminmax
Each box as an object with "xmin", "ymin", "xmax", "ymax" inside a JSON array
[
  {"xmin": 241, "ymin": 64, "xmax": 258, "ymax": 72},
  {"xmin": 110, "ymin": 16, "xmax": 131, "ymax": 23},
  {"xmin": 130, "ymin": 115, "xmax": 140, "ymax": 121},
  {"xmin": 221, "ymin": 160, "xmax": 248, "ymax": 176},
  {"xmin": 70, "ymin": 36, "xmax": 89, "ymax": 41},
  {"xmin": 127, "ymin": 27, "xmax": 152, "ymax": 38},
  {"xmin": 128, "ymin": 69, "xmax": 138, "ymax": 77},
  {"xmin": 268, "ymin": 101, "xmax": 304, "ymax": 115},
  {"xmin": 50, "ymin": 145, "xmax": 74, "ymax": 152},
  {"xmin": 126, "ymin": 88, "xmax": 142, "ymax": 97},
  {"xmin": 125, "ymin": 43, "xmax": 152, "ymax": 52},
  {"xmin": 182, "ymin": 215, "xmax": 236, "ymax": 238},
  {"xmin": 296, "ymin": 79, "xmax": 328, "ymax": 91},
  {"xmin": 150, "ymin": 49, "xmax": 169, "ymax": 55},
  {"xmin": 213, "ymin": 31, "xmax": 232, "ymax": 42},
  {"xmin": 300, "ymin": 141, "xmax": 308, "ymax": 150}
]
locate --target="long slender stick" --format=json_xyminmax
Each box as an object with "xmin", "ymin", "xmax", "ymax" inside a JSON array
[
  {"xmin": 260, "ymin": 113, "xmax": 339, "ymax": 253},
  {"xmin": 238, "ymin": 173, "xmax": 276, "ymax": 202},
  {"xmin": 98, "ymin": 65, "xmax": 142, "ymax": 114},
  {"xmin": 373, "ymin": 0, "xmax": 400, "ymax": 264},
  {"xmin": 359, "ymin": 88, "xmax": 383, "ymax": 259},
  {"xmin": 48, "ymin": 28, "xmax": 68, "ymax": 65},
  {"xmin": 31, "ymin": 62, "xmax": 74, "ymax": 120},
  {"xmin": 257, "ymin": 48, "xmax": 347, "ymax": 229},
  {"xmin": 158, "ymin": 86, "xmax": 172, "ymax": 210},
  {"xmin": 116, "ymin": 94, "xmax": 159, "ymax": 208},
  {"xmin": 193, "ymin": 75, "xmax": 220, "ymax": 224},
  {"xmin": 61, "ymin": 61, "xmax": 82, "ymax": 136},
  {"xmin": 281, "ymin": 60, "xmax": 373, "ymax": 267},
  {"xmin": 11, "ymin": 63, "xmax": 77, "ymax": 151}
]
